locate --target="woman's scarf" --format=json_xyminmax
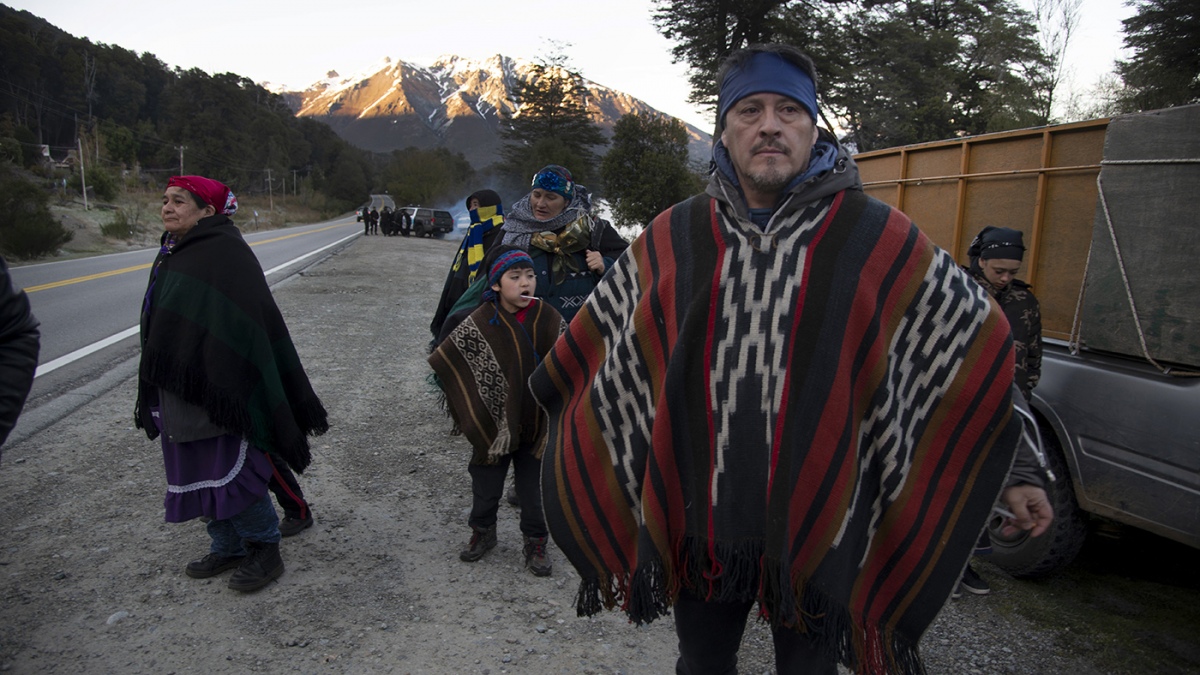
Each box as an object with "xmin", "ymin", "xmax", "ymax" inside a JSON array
[
  {"xmin": 530, "ymin": 190, "xmax": 1021, "ymax": 674},
  {"xmin": 501, "ymin": 186, "xmax": 592, "ymax": 250},
  {"xmin": 529, "ymin": 216, "xmax": 593, "ymax": 285},
  {"xmin": 135, "ymin": 215, "xmax": 328, "ymax": 473},
  {"xmin": 451, "ymin": 203, "xmax": 505, "ymax": 283},
  {"xmin": 167, "ymin": 175, "xmax": 238, "ymax": 216}
]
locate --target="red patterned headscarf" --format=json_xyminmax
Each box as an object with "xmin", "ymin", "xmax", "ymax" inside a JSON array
[{"xmin": 167, "ymin": 175, "xmax": 239, "ymax": 216}]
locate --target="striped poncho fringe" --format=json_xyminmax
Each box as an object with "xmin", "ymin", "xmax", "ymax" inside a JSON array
[{"xmin": 530, "ymin": 190, "xmax": 1021, "ymax": 675}]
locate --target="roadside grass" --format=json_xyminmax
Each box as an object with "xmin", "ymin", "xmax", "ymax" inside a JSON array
[
  {"xmin": 33, "ymin": 191, "xmax": 338, "ymax": 263},
  {"xmin": 982, "ymin": 529, "xmax": 1200, "ymax": 674}
]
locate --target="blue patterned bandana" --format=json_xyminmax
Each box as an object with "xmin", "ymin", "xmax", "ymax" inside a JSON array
[{"xmin": 718, "ymin": 52, "xmax": 818, "ymax": 125}]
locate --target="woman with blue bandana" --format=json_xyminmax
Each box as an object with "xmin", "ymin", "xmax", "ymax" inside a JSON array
[{"xmin": 498, "ymin": 165, "xmax": 628, "ymax": 322}]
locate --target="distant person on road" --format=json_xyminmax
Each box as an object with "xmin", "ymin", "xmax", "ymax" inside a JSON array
[
  {"xmin": 368, "ymin": 208, "xmax": 379, "ymax": 235},
  {"xmin": 955, "ymin": 225, "xmax": 1046, "ymax": 598},
  {"xmin": 398, "ymin": 208, "xmax": 413, "ymax": 237},
  {"xmin": 0, "ymin": 255, "xmax": 40, "ymax": 453},
  {"xmin": 497, "ymin": 165, "xmax": 627, "ymax": 322},
  {"xmin": 135, "ymin": 175, "xmax": 329, "ymax": 593},
  {"xmin": 530, "ymin": 44, "xmax": 1052, "ymax": 674},
  {"xmin": 428, "ymin": 245, "xmax": 565, "ymax": 577},
  {"xmin": 429, "ymin": 189, "xmax": 505, "ymax": 344},
  {"xmin": 380, "ymin": 206, "xmax": 394, "ymax": 236}
]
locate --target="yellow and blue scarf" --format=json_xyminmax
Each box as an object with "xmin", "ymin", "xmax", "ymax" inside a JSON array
[{"xmin": 451, "ymin": 203, "xmax": 504, "ymax": 283}]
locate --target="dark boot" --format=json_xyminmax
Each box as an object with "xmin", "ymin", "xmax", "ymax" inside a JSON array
[
  {"xmin": 459, "ymin": 525, "xmax": 497, "ymax": 562},
  {"xmin": 185, "ymin": 552, "xmax": 245, "ymax": 579},
  {"xmin": 227, "ymin": 541, "xmax": 284, "ymax": 592},
  {"xmin": 523, "ymin": 536, "xmax": 552, "ymax": 577},
  {"xmin": 505, "ymin": 485, "xmax": 520, "ymax": 507}
]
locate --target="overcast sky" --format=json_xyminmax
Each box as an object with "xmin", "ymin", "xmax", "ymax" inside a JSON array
[{"xmin": 11, "ymin": 0, "xmax": 1132, "ymax": 131}]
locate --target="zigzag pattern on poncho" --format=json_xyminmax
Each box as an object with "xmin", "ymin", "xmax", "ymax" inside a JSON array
[{"xmin": 530, "ymin": 189, "xmax": 1022, "ymax": 675}]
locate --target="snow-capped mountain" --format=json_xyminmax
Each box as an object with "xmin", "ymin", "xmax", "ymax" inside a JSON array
[{"xmin": 278, "ymin": 54, "xmax": 711, "ymax": 169}]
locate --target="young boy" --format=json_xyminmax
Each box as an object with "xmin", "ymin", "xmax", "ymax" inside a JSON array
[{"xmin": 428, "ymin": 245, "xmax": 565, "ymax": 576}]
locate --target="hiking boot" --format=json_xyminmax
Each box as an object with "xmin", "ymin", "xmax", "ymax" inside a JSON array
[
  {"xmin": 279, "ymin": 513, "xmax": 314, "ymax": 537},
  {"xmin": 185, "ymin": 552, "xmax": 245, "ymax": 579},
  {"xmin": 227, "ymin": 541, "xmax": 284, "ymax": 592},
  {"xmin": 960, "ymin": 564, "xmax": 991, "ymax": 595},
  {"xmin": 460, "ymin": 525, "xmax": 497, "ymax": 562},
  {"xmin": 523, "ymin": 535, "xmax": 552, "ymax": 577},
  {"xmin": 506, "ymin": 485, "xmax": 520, "ymax": 507},
  {"xmin": 952, "ymin": 584, "xmax": 962, "ymax": 600}
]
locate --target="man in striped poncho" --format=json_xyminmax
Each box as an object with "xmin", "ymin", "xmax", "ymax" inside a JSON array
[{"xmin": 530, "ymin": 44, "xmax": 1053, "ymax": 675}]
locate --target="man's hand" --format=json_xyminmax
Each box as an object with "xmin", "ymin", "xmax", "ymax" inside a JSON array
[
  {"xmin": 585, "ymin": 250, "xmax": 605, "ymax": 274},
  {"xmin": 999, "ymin": 484, "xmax": 1054, "ymax": 537}
]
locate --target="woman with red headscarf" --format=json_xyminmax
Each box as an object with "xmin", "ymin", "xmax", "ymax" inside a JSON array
[{"xmin": 135, "ymin": 175, "xmax": 328, "ymax": 592}]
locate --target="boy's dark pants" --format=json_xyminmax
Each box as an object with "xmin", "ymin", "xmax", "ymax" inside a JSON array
[{"xmin": 467, "ymin": 442, "xmax": 546, "ymax": 538}]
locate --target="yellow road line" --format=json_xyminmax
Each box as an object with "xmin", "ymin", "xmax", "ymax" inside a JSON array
[
  {"xmin": 23, "ymin": 263, "xmax": 153, "ymax": 292},
  {"xmin": 24, "ymin": 222, "xmax": 352, "ymax": 293}
]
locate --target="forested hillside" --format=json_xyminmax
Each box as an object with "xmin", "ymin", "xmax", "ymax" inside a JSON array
[{"xmin": 0, "ymin": 4, "xmax": 374, "ymax": 212}]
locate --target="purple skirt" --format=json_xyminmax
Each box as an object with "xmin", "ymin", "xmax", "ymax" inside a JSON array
[{"xmin": 156, "ymin": 415, "xmax": 273, "ymax": 523}]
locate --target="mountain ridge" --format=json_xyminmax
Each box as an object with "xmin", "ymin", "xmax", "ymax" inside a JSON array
[{"xmin": 276, "ymin": 54, "xmax": 712, "ymax": 170}]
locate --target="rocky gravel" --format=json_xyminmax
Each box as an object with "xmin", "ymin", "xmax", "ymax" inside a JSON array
[{"xmin": 0, "ymin": 232, "xmax": 1191, "ymax": 674}]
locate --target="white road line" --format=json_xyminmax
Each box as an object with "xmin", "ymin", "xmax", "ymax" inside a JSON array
[{"xmin": 33, "ymin": 231, "xmax": 361, "ymax": 378}]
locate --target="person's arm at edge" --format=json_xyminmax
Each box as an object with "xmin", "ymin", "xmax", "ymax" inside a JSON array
[{"xmin": 0, "ymin": 256, "xmax": 41, "ymax": 451}]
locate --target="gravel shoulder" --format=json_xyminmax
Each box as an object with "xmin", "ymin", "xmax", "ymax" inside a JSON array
[{"xmin": 0, "ymin": 233, "xmax": 1184, "ymax": 674}]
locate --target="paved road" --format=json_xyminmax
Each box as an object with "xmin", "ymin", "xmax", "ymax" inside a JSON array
[{"xmin": 7, "ymin": 216, "xmax": 362, "ymax": 444}]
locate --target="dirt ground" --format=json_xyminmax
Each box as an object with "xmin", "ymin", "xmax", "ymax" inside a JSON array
[{"xmin": 0, "ymin": 232, "xmax": 1185, "ymax": 674}]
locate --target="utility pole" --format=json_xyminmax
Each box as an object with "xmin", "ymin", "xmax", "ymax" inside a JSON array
[
  {"xmin": 77, "ymin": 137, "xmax": 89, "ymax": 211},
  {"xmin": 176, "ymin": 145, "xmax": 186, "ymax": 175},
  {"xmin": 267, "ymin": 168, "xmax": 274, "ymax": 212}
]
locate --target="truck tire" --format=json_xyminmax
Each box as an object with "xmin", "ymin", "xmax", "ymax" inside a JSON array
[{"xmin": 986, "ymin": 423, "xmax": 1089, "ymax": 579}]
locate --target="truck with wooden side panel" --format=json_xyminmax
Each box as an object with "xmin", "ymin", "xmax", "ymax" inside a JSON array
[{"xmin": 853, "ymin": 104, "xmax": 1200, "ymax": 577}]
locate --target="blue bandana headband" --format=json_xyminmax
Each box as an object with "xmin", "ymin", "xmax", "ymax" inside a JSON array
[
  {"xmin": 531, "ymin": 166, "xmax": 574, "ymax": 200},
  {"xmin": 718, "ymin": 51, "xmax": 818, "ymax": 125},
  {"xmin": 482, "ymin": 250, "xmax": 535, "ymax": 302}
]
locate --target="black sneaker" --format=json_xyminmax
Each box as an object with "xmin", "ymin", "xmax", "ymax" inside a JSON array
[
  {"xmin": 185, "ymin": 553, "xmax": 245, "ymax": 579},
  {"xmin": 460, "ymin": 525, "xmax": 497, "ymax": 562},
  {"xmin": 960, "ymin": 564, "xmax": 991, "ymax": 595},
  {"xmin": 523, "ymin": 536, "xmax": 552, "ymax": 577},
  {"xmin": 227, "ymin": 541, "xmax": 284, "ymax": 592},
  {"xmin": 279, "ymin": 513, "xmax": 314, "ymax": 537}
]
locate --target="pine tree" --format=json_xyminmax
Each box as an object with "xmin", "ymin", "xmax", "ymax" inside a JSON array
[
  {"xmin": 501, "ymin": 58, "xmax": 605, "ymax": 186},
  {"xmin": 600, "ymin": 113, "xmax": 703, "ymax": 229},
  {"xmin": 1116, "ymin": 0, "xmax": 1200, "ymax": 111}
]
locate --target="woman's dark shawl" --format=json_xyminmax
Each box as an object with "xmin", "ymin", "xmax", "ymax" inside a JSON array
[
  {"xmin": 135, "ymin": 216, "xmax": 328, "ymax": 473},
  {"xmin": 530, "ymin": 190, "xmax": 1022, "ymax": 674}
]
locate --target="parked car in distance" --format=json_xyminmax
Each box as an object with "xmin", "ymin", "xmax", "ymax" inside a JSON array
[{"xmin": 396, "ymin": 207, "xmax": 454, "ymax": 238}]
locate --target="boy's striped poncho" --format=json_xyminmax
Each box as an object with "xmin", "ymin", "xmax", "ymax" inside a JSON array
[{"xmin": 529, "ymin": 189, "xmax": 1021, "ymax": 674}]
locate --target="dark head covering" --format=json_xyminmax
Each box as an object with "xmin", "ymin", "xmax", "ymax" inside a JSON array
[
  {"xmin": 466, "ymin": 189, "xmax": 502, "ymax": 211},
  {"xmin": 717, "ymin": 51, "xmax": 819, "ymax": 127},
  {"xmin": 969, "ymin": 226, "xmax": 1026, "ymax": 261},
  {"xmin": 531, "ymin": 165, "xmax": 575, "ymax": 200},
  {"xmin": 167, "ymin": 175, "xmax": 238, "ymax": 216}
]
